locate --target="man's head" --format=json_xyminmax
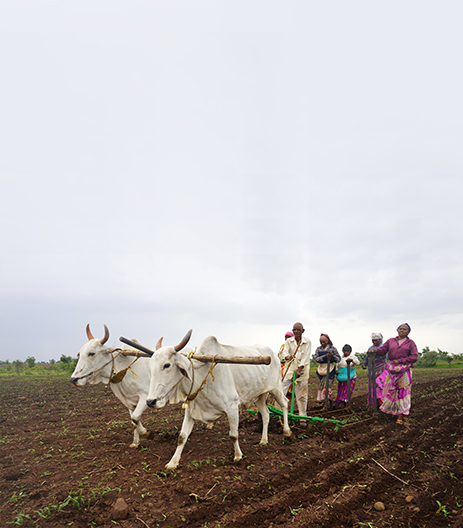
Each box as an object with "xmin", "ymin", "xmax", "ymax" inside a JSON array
[{"xmin": 292, "ymin": 322, "xmax": 305, "ymax": 342}]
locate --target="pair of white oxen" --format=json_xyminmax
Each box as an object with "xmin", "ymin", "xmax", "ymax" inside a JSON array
[{"xmin": 71, "ymin": 325, "xmax": 292, "ymax": 469}]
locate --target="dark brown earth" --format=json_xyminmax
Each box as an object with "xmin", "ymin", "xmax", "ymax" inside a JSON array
[{"xmin": 1, "ymin": 369, "xmax": 463, "ymax": 528}]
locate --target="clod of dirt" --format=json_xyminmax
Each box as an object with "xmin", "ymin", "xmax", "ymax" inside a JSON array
[
  {"xmin": 4, "ymin": 471, "xmax": 20, "ymax": 481},
  {"xmin": 112, "ymin": 497, "xmax": 129, "ymax": 520},
  {"xmin": 374, "ymin": 502, "xmax": 385, "ymax": 511},
  {"xmin": 405, "ymin": 496, "xmax": 414, "ymax": 503},
  {"xmin": 413, "ymin": 507, "xmax": 420, "ymax": 513}
]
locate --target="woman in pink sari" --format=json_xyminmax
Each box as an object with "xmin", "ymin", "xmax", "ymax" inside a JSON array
[{"xmin": 375, "ymin": 323, "xmax": 418, "ymax": 425}]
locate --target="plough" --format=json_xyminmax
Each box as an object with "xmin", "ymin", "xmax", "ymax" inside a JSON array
[{"xmin": 119, "ymin": 336, "xmax": 346, "ymax": 426}]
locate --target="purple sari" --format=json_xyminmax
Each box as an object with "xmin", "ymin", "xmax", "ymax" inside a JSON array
[{"xmin": 380, "ymin": 362, "xmax": 412, "ymax": 416}]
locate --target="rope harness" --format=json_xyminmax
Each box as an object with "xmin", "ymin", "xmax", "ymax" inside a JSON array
[
  {"xmin": 109, "ymin": 351, "xmax": 141, "ymax": 384},
  {"xmin": 281, "ymin": 341, "xmax": 302, "ymax": 381},
  {"xmin": 182, "ymin": 348, "xmax": 219, "ymax": 409},
  {"xmin": 73, "ymin": 349, "xmax": 141, "ymax": 385}
]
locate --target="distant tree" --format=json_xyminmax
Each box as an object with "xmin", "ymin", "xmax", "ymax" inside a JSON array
[
  {"xmin": 12, "ymin": 360, "xmax": 23, "ymax": 375},
  {"xmin": 25, "ymin": 356, "xmax": 36, "ymax": 368},
  {"xmin": 446, "ymin": 355, "xmax": 454, "ymax": 367},
  {"xmin": 355, "ymin": 352, "xmax": 367, "ymax": 364},
  {"xmin": 420, "ymin": 346, "xmax": 431, "ymax": 358},
  {"xmin": 59, "ymin": 354, "xmax": 73, "ymax": 364},
  {"xmin": 58, "ymin": 354, "xmax": 77, "ymax": 372},
  {"xmin": 49, "ymin": 359, "xmax": 55, "ymax": 365},
  {"xmin": 421, "ymin": 350, "xmax": 438, "ymax": 368},
  {"xmin": 437, "ymin": 348, "xmax": 449, "ymax": 361}
]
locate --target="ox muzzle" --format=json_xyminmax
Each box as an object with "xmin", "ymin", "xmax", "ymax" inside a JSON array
[
  {"xmin": 70, "ymin": 377, "xmax": 79, "ymax": 386},
  {"xmin": 146, "ymin": 399, "xmax": 157, "ymax": 408}
]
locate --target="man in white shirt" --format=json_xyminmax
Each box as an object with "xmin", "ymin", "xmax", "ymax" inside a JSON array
[{"xmin": 278, "ymin": 322, "xmax": 312, "ymax": 416}]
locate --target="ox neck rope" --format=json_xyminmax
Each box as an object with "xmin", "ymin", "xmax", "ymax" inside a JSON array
[
  {"xmin": 109, "ymin": 350, "xmax": 141, "ymax": 384},
  {"xmin": 73, "ymin": 349, "xmax": 140, "ymax": 385},
  {"xmin": 182, "ymin": 349, "xmax": 219, "ymax": 409},
  {"xmin": 281, "ymin": 340, "xmax": 302, "ymax": 381}
]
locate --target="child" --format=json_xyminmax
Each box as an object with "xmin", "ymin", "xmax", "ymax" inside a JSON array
[{"xmin": 336, "ymin": 344, "xmax": 360, "ymax": 408}]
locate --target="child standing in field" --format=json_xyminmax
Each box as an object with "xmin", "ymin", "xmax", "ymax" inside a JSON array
[{"xmin": 336, "ymin": 344, "xmax": 360, "ymax": 408}]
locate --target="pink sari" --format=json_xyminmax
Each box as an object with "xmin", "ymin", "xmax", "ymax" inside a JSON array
[{"xmin": 380, "ymin": 362, "xmax": 412, "ymax": 416}]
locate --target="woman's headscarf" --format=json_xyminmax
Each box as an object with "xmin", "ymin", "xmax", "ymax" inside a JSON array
[
  {"xmin": 371, "ymin": 332, "xmax": 383, "ymax": 343},
  {"xmin": 320, "ymin": 333, "xmax": 333, "ymax": 346},
  {"xmin": 342, "ymin": 344, "xmax": 352, "ymax": 353},
  {"xmin": 397, "ymin": 323, "xmax": 411, "ymax": 333},
  {"xmin": 285, "ymin": 331, "xmax": 294, "ymax": 338}
]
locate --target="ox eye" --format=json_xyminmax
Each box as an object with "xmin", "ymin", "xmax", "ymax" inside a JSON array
[
  {"xmin": 162, "ymin": 363, "xmax": 170, "ymax": 369},
  {"xmin": 88, "ymin": 352, "xmax": 95, "ymax": 357}
]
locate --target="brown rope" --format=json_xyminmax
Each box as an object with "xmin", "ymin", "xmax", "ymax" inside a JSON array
[
  {"xmin": 183, "ymin": 354, "xmax": 219, "ymax": 408},
  {"xmin": 281, "ymin": 341, "xmax": 302, "ymax": 380},
  {"xmin": 109, "ymin": 351, "xmax": 141, "ymax": 384}
]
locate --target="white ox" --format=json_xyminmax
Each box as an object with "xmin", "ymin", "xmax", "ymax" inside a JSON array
[
  {"xmin": 71, "ymin": 324, "xmax": 158, "ymax": 448},
  {"xmin": 146, "ymin": 330, "xmax": 292, "ymax": 469}
]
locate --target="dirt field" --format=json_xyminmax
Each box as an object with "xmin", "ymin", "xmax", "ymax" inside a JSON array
[{"xmin": 1, "ymin": 369, "xmax": 463, "ymax": 528}]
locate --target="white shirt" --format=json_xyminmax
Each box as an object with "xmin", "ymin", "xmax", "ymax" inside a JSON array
[
  {"xmin": 336, "ymin": 352, "xmax": 360, "ymax": 371},
  {"xmin": 279, "ymin": 336, "xmax": 312, "ymax": 380}
]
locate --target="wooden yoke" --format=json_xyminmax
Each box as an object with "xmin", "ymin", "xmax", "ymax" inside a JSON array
[
  {"xmin": 120, "ymin": 336, "xmax": 271, "ymax": 365},
  {"xmin": 182, "ymin": 354, "xmax": 271, "ymax": 365}
]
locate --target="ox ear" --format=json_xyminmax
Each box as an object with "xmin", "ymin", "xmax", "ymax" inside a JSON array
[
  {"xmin": 174, "ymin": 329, "xmax": 192, "ymax": 352},
  {"xmin": 178, "ymin": 365, "xmax": 191, "ymax": 381},
  {"xmin": 156, "ymin": 337, "xmax": 163, "ymax": 350}
]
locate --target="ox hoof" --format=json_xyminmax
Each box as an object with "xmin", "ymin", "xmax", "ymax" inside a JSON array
[
  {"xmin": 259, "ymin": 439, "xmax": 268, "ymax": 446},
  {"xmin": 233, "ymin": 456, "xmax": 243, "ymax": 462},
  {"xmin": 129, "ymin": 443, "xmax": 139, "ymax": 448},
  {"xmin": 283, "ymin": 430, "xmax": 292, "ymax": 438}
]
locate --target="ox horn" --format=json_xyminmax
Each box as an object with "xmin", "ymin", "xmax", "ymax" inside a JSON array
[
  {"xmin": 174, "ymin": 329, "xmax": 192, "ymax": 352},
  {"xmin": 86, "ymin": 324, "xmax": 94, "ymax": 341},
  {"xmin": 101, "ymin": 324, "xmax": 110, "ymax": 344},
  {"xmin": 156, "ymin": 337, "xmax": 163, "ymax": 350}
]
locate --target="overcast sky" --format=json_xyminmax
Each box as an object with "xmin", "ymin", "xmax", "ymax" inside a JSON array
[{"xmin": 1, "ymin": 1, "xmax": 462, "ymax": 362}]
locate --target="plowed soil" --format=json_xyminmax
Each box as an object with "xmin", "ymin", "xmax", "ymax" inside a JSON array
[{"xmin": 1, "ymin": 369, "xmax": 463, "ymax": 528}]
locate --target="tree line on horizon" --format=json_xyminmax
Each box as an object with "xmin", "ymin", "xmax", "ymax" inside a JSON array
[
  {"xmin": 0, "ymin": 347, "xmax": 460, "ymax": 375},
  {"xmin": 344, "ymin": 347, "xmax": 458, "ymax": 368},
  {"xmin": 0, "ymin": 355, "xmax": 77, "ymax": 375}
]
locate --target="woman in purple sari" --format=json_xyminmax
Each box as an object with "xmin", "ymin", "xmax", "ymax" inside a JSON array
[{"xmin": 375, "ymin": 323, "xmax": 418, "ymax": 425}]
